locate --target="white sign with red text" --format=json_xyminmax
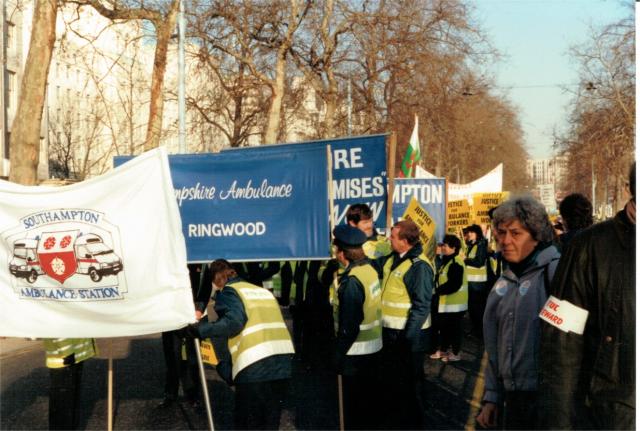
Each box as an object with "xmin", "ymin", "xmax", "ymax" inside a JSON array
[{"xmin": 539, "ymin": 295, "xmax": 589, "ymax": 335}]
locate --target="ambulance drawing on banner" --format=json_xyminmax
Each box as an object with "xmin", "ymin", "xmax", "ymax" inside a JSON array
[{"xmin": 9, "ymin": 230, "xmax": 123, "ymax": 284}]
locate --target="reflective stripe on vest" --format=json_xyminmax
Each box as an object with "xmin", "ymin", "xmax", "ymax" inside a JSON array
[
  {"xmin": 227, "ymin": 282, "xmax": 294, "ymax": 379},
  {"xmin": 362, "ymin": 235, "xmax": 392, "ymax": 259},
  {"xmin": 44, "ymin": 338, "xmax": 96, "ymax": 369},
  {"xmin": 381, "ymin": 254, "xmax": 433, "ymax": 330},
  {"xmin": 438, "ymin": 255, "xmax": 468, "ymax": 313},
  {"xmin": 333, "ymin": 264, "xmax": 383, "ymax": 356},
  {"xmin": 466, "ymin": 244, "xmax": 487, "ymax": 282}
]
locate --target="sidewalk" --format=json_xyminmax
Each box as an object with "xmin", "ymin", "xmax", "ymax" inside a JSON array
[{"xmin": 0, "ymin": 337, "xmax": 40, "ymax": 358}]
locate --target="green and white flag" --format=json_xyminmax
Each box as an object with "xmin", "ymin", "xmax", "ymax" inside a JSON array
[{"xmin": 399, "ymin": 115, "xmax": 420, "ymax": 178}]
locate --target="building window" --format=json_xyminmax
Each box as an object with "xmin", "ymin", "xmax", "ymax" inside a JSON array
[
  {"xmin": 6, "ymin": 22, "xmax": 15, "ymax": 52},
  {"xmin": 7, "ymin": 71, "xmax": 16, "ymax": 111}
]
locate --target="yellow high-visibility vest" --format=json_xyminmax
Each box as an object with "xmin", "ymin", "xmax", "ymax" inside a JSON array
[
  {"xmin": 44, "ymin": 338, "xmax": 96, "ymax": 369},
  {"xmin": 437, "ymin": 255, "xmax": 468, "ymax": 313},
  {"xmin": 362, "ymin": 235, "xmax": 392, "ymax": 259},
  {"xmin": 466, "ymin": 243, "xmax": 487, "ymax": 282},
  {"xmin": 381, "ymin": 254, "xmax": 434, "ymax": 330},
  {"xmin": 227, "ymin": 281, "xmax": 294, "ymax": 379},
  {"xmin": 333, "ymin": 264, "xmax": 382, "ymax": 355}
]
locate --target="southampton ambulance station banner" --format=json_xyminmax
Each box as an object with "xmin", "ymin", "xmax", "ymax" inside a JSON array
[
  {"xmin": 392, "ymin": 178, "xmax": 447, "ymax": 243},
  {"xmin": 0, "ymin": 148, "xmax": 195, "ymax": 338},
  {"xmin": 223, "ymin": 134, "xmax": 388, "ymax": 230},
  {"xmin": 116, "ymin": 144, "xmax": 330, "ymax": 262}
]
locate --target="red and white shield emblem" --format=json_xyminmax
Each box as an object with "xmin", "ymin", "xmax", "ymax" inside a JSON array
[{"xmin": 37, "ymin": 230, "xmax": 79, "ymax": 284}]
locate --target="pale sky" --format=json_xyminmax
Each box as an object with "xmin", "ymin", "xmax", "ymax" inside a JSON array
[{"xmin": 473, "ymin": 0, "xmax": 631, "ymax": 160}]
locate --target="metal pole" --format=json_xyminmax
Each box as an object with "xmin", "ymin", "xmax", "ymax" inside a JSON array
[
  {"xmin": 347, "ymin": 79, "xmax": 352, "ymax": 136},
  {"xmin": 327, "ymin": 144, "xmax": 344, "ymax": 430},
  {"xmin": 108, "ymin": 340, "xmax": 113, "ymax": 431},
  {"xmin": 178, "ymin": 0, "xmax": 186, "ymax": 153},
  {"xmin": 194, "ymin": 339, "xmax": 215, "ymax": 431},
  {"xmin": 591, "ymin": 158, "xmax": 596, "ymax": 215}
]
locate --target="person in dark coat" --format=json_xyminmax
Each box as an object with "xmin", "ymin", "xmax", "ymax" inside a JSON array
[
  {"xmin": 194, "ymin": 259, "xmax": 294, "ymax": 430},
  {"xmin": 332, "ymin": 224, "xmax": 383, "ymax": 429},
  {"xmin": 158, "ymin": 263, "xmax": 212, "ymax": 409},
  {"xmin": 464, "ymin": 224, "xmax": 489, "ymax": 338},
  {"xmin": 556, "ymin": 192, "xmax": 593, "ymax": 252},
  {"xmin": 430, "ymin": 234, "xmax": 467, "ymax": 362},
  {"xmin": 476, "ymin": 196, "xmax": 560, "ymax": 430},
  {"xmin": 372, "ymin": 220, "xmax": 434, "ymax": 430},
  {"xmin": 538, "ymin": 163, "xmax": 636, "ymax": 430}
]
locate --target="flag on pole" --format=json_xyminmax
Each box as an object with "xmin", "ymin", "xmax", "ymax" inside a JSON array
[
  {"xmin": 0, "ymin": 148, "xmax": 196, "ymax": 338},
  {"xmin": 399, "ymin": 115, "xmax": 421, "ymax": 178}
]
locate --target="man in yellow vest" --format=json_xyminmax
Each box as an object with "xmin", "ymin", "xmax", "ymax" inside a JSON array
[
  {"xmin": 332, "ymin": 224, "xmax": 383, "ymax": 429},
  {"xmin": 44, "ymin": 337, "xmax": 97, "ymax": 430},
  {"xmin": 193, "ymin": 259, "xmax": 294, "ymax": 430},
  {"xmin": 373, "ymin": 219, "xmax": 434, "ymax": 430}
]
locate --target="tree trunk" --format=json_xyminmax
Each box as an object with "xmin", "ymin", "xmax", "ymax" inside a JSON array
[
  {"xmin": 144, "ymin": 0, "xmax": 179, "ymax": 151},
  {"xmin": 9, "ymin": 0, "xmax": 58, "ymax": 185},
  {"xmin": 264, "ymin": 50, "xmax": 287, "ymax": 145}
]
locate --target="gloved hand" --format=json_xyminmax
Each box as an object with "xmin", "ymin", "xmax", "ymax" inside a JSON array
[{"xmin": 179, "ymin": 323, "xmax": 200, "ymax": 339}]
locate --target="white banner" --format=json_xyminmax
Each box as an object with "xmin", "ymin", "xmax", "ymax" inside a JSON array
[
  {"xmin": 0, "ymin": 148, "xmax": 195, "ymax": 338},
  {"xmin": 416, "ymin": 164, "xmax": 503, "ymax": 202}
]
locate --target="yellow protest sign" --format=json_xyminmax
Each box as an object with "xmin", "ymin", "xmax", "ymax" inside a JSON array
[
  {"xmin": 200, "ymin": 340, "xmax": 219, "ymax": 366},
  {"xmin": 447, "ymin": 199, "xmax": 471, "ymax": 232},
  {"xmin": 402, "ymin": 197, "xmax": 437, "ymax": 259},
  {"xmin": 472, "ymin": 192, "xmax": 509, "ymax": 224}
]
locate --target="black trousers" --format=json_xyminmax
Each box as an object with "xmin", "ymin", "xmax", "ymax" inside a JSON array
[
  {"xmin": 342, "ymin": 369, "xmax": 381, "ymax": 430},
  {"xmin": 49, "ymin": 362, "xmax": 83, "ymax": 430},
  {"xmin": 503, "ymin": 391, "xmax": 538, "ymax": 430},
  {"xmin": 437, "ymin": 311, "xmax": 464, "ymax": 354},
  {"xmin": 234, "ymin": 379, "xmax": 288, "ymax": 430},
  {"xmin": 468, "ymin": 283, "xmax": 488, "ymax": 337},
  {"xmin": 381, "ymin": 332, "xmax": 425, "ymax": 430},
  {"xmin": 161, "ymin": 330, "xmax": 199, "ymax": 401}
]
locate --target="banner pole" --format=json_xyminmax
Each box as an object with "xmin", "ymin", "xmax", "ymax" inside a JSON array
[
  {"xmin": 195, "ymin": 339, "xmax": 215, "ymax": 431},
  {"xmin": 326, "ymin": 144, "xmax": 344, "ymax": 431},
  {"xmin": 108, "ymin": 339, "xmax": 113, "ymax": 431},
  {"xmin": 387, "ymin": 132, "xmax": 397, "ymax": 231}
]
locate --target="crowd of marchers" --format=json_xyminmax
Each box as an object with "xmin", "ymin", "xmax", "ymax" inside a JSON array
[{"xmin": 40, "ymin": 163, "xmax": 635, "ymax": 431}]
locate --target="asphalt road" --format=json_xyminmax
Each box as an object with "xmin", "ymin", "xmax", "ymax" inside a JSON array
[{"xmin": 0, "ymin": 310, "xmax": 486, "ymax": 430}]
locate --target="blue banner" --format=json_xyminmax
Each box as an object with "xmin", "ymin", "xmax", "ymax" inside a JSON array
[
  {"xmin": 223, "ymin": 135, "xmax": 388, "ymax": 229},
  {"xmin": 392, "ymin": 178, "xmax": 447, "ymax": 242},
  {"xmin": 115, "ymin": 145, "xmax": 330, "ymax": 262}
]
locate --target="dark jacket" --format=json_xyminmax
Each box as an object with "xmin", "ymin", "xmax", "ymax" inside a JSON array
[
  {"xmin": 373, "ymin": 242, "xmax": 434, "ymax": 352},
  {"xmin": 539, "ymin": 208, "xmax": 635, "ymax": 430},
  {"xmin": 197, "ymin": 277, "xmax": 292, "ymax": 385},
  {"xmin": 188, "ymin": 263, "xmax": 212, "ymax": 313},
  {"xmin": 335, "ymin": 258, "xmax": 381, "ymax": 376},
  {"xmin": 482, "ymin": 243, "xmax": 560, "ymax": 404},
  {"xmin": 464, "ymin": 238, "xmax": 488, "ymax": 291}
]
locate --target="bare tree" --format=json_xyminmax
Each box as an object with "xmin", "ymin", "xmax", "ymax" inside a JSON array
[
  {"xmin": 67, "ymin": 0, "xmax": 180, "ymax": 150},
  {"xmin": 558, "ymin": 6, "xmax": 634, "ymax": 211},
  {"xmin": 9, "ymin": 0, "xmax": 58, "ymax": 185},
  {"xmin": 191, "ymin": 0, "xmax": 309, "ymax": 145},
  {"xmin": 48, "ymin": 96, "xmax": 109, "ymax": 179}
]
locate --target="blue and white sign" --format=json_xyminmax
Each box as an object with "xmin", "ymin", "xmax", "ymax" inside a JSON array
[
  {"xmin": 223, "ymin": 135, "xmax": 388, "ymax": 229},
  {"xmin": 392, "ymin": 178, "xmax": 447, "ymax": 242},
  {"xmin": 115, "ymin": 145, "xmax": 330, "ymax": 262}
]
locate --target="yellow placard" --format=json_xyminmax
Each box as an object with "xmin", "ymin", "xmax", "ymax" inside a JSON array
[
  {"xmin": 472, "ymin": 192, "xmax": 510, "ymax": 224},
  {"xmin": 447, "ymin": 199, "xmax": 472, "ymax": 232},
  {"xmin": 402, "ymin": 197, "xmax": 437, "ymax": 259},
  {"xmin": 200, "ymin": 340, "xmax": 219, "ymax": 366}
]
